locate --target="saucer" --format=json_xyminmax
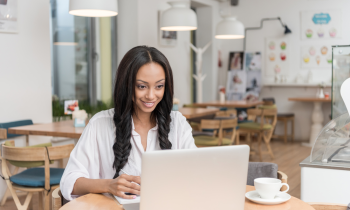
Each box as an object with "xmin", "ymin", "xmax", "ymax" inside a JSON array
[{"xmin": 245, "ymin": 190, "xmax": 291, "ymax": 205}]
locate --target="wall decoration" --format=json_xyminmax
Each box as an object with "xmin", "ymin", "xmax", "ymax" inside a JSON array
[
  {"xmin": 244, "ymin": 52, "xmax": 261, "ymax": 71},
  {"xmin": 64, "ymin": 100, "xmax": 79, "ymax": 115},
  {"xmin": 301, "ymin": 45, "xmax": 332, "ymax": 68},
  {"xmin": 158, "ymin": 11, "xmax": 177, "ymax": 47},
  {"xmin": 226, "ymin": 70, "xmax": 246, "ymax": 97},
  {"xmin": 265, "ymin": 37, "xmax": 290, "ymax": 76},
  {"xmin": 0, "ymin": 0, "xmax": 18, "ymax": 33},
  {"xmin": 300, "ymin": 10, "xmax": 342, "ymax": 40},
  {"xmin": 228, "ymin": 52, "xmax": 244, "ymax": 70}
]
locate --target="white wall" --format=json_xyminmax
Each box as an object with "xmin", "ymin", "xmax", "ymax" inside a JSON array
[
  {"xmin": 0, "ymin": 0, "xmax": 52, "ymax": 201},
  {"xmin": 117, "ymin": 0, "xmax": 218, "ymax": 107},
  {"xmin": 216, "ymin": 0, "xmax": 350, "ymax": 141}
]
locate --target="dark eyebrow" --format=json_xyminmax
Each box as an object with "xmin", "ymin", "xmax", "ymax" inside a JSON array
[{"xmin": 137, "ymin": 79, "xmax": 165, "ymax": 83}]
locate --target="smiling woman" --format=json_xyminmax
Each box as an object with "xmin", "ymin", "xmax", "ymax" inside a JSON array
[{"xmin": 60, "ymin": 46, "xmax": 197, "ymax": 201}]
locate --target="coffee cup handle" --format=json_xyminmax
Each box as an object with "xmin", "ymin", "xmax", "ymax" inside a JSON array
[{"xmin": 280, "ymin": 183, "xmax": 289, "ymax": 193}]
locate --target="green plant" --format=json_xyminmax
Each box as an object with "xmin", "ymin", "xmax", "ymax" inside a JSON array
[{"xmin": 52, "ymin": 99, "xmax": 113, "ymax": 117}]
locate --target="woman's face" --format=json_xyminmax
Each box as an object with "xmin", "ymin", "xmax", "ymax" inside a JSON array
[{"xmin": 133, "ymin": 62, "xmax": 166, "ymax": 114}]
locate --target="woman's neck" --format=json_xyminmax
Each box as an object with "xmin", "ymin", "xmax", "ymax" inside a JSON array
[{"xmin": 132, "ymin": 110, "xmax": 155, "ymax": 129}]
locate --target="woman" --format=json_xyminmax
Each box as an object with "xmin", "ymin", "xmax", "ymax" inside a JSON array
[{"xmin": 60, "ymin": 46, "xmax": 197, "ymax": 201}]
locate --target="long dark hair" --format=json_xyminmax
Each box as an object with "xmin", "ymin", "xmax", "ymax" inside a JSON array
[{"xmin": 112, "ymin": 46, "xmax": 174, "ymax": 178}]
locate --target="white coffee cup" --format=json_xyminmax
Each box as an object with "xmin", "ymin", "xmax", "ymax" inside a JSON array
[{"xmin": 254, "ymin": 178, "xmax": 289, "ymax": 199}]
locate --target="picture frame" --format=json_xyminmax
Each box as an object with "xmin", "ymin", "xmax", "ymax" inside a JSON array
[{"xmin": 0, "ymin": 0, "xmax": 18, "ymax": 33}]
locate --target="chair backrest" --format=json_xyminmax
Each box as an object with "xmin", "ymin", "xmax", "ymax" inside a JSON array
[
  {"xmin": 200, "ymin": 119, "xmax": 221, "ymax": 130},
  {"xmin": 247, "ymin": 108, "xmax": 277, "ymax": 129},
  {"xmin": 216, "ymin": 110, "xmax": 237, "ymax": 118},
  {"xmin": 0, "ymin": 120, "xmax": 33, "ymax": 139},
  {"xmin": 221, "ymin": 119, "xmax": 238, "ymax": 129},
  {"xmin": 2, "ymin": 143, "xmax": 74, "ymax": 162},
  {"xmin": 308, "ymin": 203, "xmax": 348, "ymax": 210},
  {"xmin": 247, "ymin": 162, "xmax": 278, "ymax": 186}
]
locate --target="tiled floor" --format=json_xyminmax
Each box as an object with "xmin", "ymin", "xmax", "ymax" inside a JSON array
[{"xmin": 2, "ymin": 140, "xmax": 311, "ymax": 210}]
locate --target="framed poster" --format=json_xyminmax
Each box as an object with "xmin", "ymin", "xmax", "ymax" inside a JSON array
[
  {"xmin": 265, "ymin": 37, "xmax": 290, "ymax": 76},
  {"xmin": 228, "ymin": 52, "xmax": 244, "ymax": 70},
  {"xmin": 0, "ymin": 0, "xmax": 18, "ymax": 33},
  {"xmin": 301, "ymin": 45, "xmax": 332, "ymax": 68},
  {"xmin": 301, "ymin": 10, "xmax": 342, "ymax": 40}
]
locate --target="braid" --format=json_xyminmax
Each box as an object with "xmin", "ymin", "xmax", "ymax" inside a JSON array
[
  {"xmin": 112, "ymin": 114, "xmax": 133, "ymax": 178},
  {"xmin": 155, "ymin": 104, "xmax": 172, "ymax": 149}
]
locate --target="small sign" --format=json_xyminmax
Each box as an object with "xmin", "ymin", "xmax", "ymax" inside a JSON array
[{"xmin": 312, "ymin": 13, "xmax": 331, "ymax": 24}]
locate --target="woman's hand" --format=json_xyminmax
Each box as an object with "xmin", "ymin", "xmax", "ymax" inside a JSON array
[{"xmin": 108, "ymin": 174, "xmax": 141, "ymax": 199}]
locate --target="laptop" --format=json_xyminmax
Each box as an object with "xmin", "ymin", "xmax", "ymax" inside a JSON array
[{"xmin": 140, "ymin": 145, "xmax": 250, "ymax": 210}]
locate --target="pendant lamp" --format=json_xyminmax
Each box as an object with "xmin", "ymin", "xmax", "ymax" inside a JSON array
[
  {"xmin": 215, "ymin": 16, "xmax": 245, "ymax": 39},
  {"xmin": 160, "ymin": 1, "xmax": 197, "ymax": 31},
  {"xmin": 69, "ymin": 0, "xmax": 118, "ymax": 17}
]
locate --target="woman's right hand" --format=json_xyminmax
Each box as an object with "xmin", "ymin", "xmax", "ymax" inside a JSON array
[{"xmin": 108, "ymin": 174, "xmax": 141, "ymax": 199}]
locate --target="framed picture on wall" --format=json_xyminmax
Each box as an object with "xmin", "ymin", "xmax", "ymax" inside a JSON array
[
  {"xmin": 0, "ymin": 0, "xmax": 18, "ymax": 33},
  {"xmin": 158, "ymin": 11, "xmax": 177, "ymax": 47},
  {"xmin": 228, "ymin": 52, "xmax": 244, "ymax": 70}
]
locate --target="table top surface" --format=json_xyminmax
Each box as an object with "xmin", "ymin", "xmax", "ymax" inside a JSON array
[
  {"xmin": 8, "ymin": 108, "xmax": 219, "ymax": 138},
  {"xmin": 193, "ymin": 100, "xmax": 264, "ymax": 108},
  {"xmin": 8, "ymin": 120, "xmax": 84, "ymax": 139},
  {"xmin": 59, "ymin": 186, "xmax": 314, "ymax": 210},
  {"xmin": 288, "ymin": 97, "xmax": 331, "ymax": 102},
  {"xmin": 178, "ymin": 107, "xmax": 219, "ymax": 119}
]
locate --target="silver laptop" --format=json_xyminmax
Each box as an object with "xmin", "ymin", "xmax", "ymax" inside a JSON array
[{"xmin": 140, "ymin": 145, "xmax": 250, "ymax": 210}]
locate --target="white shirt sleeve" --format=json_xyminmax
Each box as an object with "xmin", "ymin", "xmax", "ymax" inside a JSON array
[
  {"xmin": 60, "ymin": 121, "xmax": 99, "ymax": 201},
  {"xmin": 177, "ymin": 112, "xmax": 197, "ymax": 149}
]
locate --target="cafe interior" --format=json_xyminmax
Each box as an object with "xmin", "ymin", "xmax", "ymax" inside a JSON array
[{"xmin": 1, "ymin": 0, "xmax": 350, "ymax": 209}]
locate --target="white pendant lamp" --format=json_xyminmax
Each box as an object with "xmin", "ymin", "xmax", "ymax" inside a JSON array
[
  {"xmin": 69, "ymin": 0, "xmax": 118, "ymax": 17},
  {"xmin": 161, "ymin": 1, "xmax": 197, "ymax": 31},
  {"xmin": 215, "ymin": 16, "xmax": 245, "ymax": 39}
]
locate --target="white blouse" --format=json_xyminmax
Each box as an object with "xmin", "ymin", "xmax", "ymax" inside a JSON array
[{"xmin": 60, "ymin": 109, "xmax": 197, "ymax": 200}]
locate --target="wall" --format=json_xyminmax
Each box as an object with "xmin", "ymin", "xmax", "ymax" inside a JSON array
[
  {"xmin": 217, "ymin": 0, "xmax": 350, "ymax": 141},
  {"xmin": 0, "ymin": 0, "xmax": 52, "ymax": 201}
]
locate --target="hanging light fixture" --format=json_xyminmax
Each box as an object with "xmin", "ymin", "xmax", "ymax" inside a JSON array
[
  {"xmin": 160, "ymin": 1, "xmax": 197, "ymax": 31},
  {"xmin": 69, "ymin": 0, "xmax": 118, "ymax": 17},
  {"xmin": 215, "ymin": 15, "xmax": 245, "ymax": 39}
]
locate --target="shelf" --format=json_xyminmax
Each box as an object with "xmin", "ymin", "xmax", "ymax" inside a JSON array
[{"xmin": 263, "ymin": 83, "xmax": 332, "ymax": 87}]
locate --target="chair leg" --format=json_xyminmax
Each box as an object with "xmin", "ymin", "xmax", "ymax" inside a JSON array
[
  {"xmin": 28, "ymin": 198, "xmax": 33, "ymax": 210},
  {"xmin": 257, "ymin": 133, "xmax": 263, "ymax": 162},
  {"xmin": 291, "ymin": 117, "xmax": 294, "ymax": 142},
  {"xmin": 44, "ymin": 190, "xmax": 51, "ymax": 210},
  {"xmin": 284, "ymin": 119, "xmax": 288, "ymax": 143},
  {"xmin": 236, "ymin": 130, "xmax": 240, "ymax": 145},
  {"xmin": 264, "ymin": 132, "xmax": 275, "ymax": 160},
  {"xmin": 38, "ymin": 192, "xmax": 44, "ymax": 210},
  {"xmin": 0, "ymin": 188, "xmax": 10, "ymax": 206}
]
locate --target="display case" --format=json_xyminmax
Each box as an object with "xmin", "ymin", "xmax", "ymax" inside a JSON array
[
  {"xmin": 332, "ymin": 45, "xmax": 350, "ymax": 119},
  {"xmin": 300, "ymin": 46, "xmax": 350, "ymax": 204}
]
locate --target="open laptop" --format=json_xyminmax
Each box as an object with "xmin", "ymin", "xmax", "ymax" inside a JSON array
[{"xmin": 140, "ymin": 145, "xmax": 250, "ymax": 210}]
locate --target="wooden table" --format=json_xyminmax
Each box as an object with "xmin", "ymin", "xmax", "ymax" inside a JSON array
[
  {"xmin": 59, "ymin": 185, "xmax": 314, "ymax": 210},
  {"xmin": 193, "ymin": 100, "xmax": 264, "ymax": 108},
  {"xmin": 8, "ymin": 108, "xmax": 219, "ymax": 139},
  {"xmin": 8, "ymin": 120, "xmax": 84, "ymax": 139},
  {"xmin": 178, "ymin": 107, "xmax": 219, "ymax": 119},
  {"xmin": 289, "ymin": 97, "xmax": 331, "ymax": 147}
]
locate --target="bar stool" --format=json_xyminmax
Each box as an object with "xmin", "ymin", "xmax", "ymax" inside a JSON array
[{"xmin": 273, "ymin": 113, "xmax": 294, "ymax": 143}]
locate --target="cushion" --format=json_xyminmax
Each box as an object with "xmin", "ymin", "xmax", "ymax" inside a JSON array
[
  {"xmin": 0, "ymin": 120, "xmax": 33, "ymax": 139},
  {"xmin": 192, "ymin": 131, "xmax": 214, "ymax": 137},
  {"xmin": 277, "ymin": 113, "xmax": 295, "ymax": 118},
  {"xmin": 238, "ymin": 122, "xmax": 272, "ymax": 130},
  {"xmin": 10, "ymin": 168, "xmax": 64, "ymax": 187},
  {"xmin": 194, "ymin": 136, "xmax": 232, "ymax": 146},
  {"xmin": 5, "ymin": 142, "xmax": 54, "ymax": 168},
  {"xmin": 247, "ymin": 162, "xmax": 278, "ymax": 186}
]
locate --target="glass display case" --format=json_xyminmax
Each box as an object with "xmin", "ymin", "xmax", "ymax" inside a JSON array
[{"xmin": 332, "ymin": 45, "xmax": 350, "ymax": 119}]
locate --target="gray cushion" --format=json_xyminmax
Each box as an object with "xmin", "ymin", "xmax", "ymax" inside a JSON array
[{"xmin": 246, "ymin": 162, "xmax": 278, "ymax": 186}]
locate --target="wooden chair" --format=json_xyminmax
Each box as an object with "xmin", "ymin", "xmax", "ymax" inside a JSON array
[
  {"xmin": 194, "ymin": 119, "xmax": 238, "ymax": 147},
  {"xmin": 215, "ymin": 109, "xmax": 237, "ymax": 117},
  {"xmin": 308, "ymin": 203, "xmax": 348, "ymax": 210},
  {"xmin": 239, "ymin": 108, "xmax": 277, "ymax": 161},
  {"xmin": 1, "ymin": 141, "xmax": 74, "ymax": 210},
  {"xmin": 52, "ymin": 187, "xmax": 63, "ymax": 210},
  {"xmin": 272, "ymin": 113, "xmax": 295, "ymax": 143}
]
